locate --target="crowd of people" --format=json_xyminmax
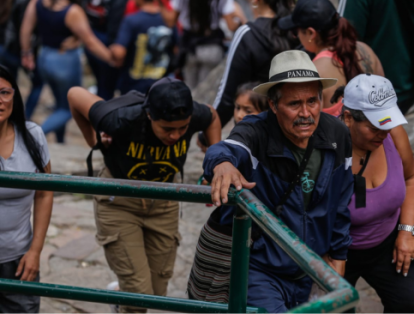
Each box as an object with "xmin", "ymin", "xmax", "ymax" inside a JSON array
[{"xmin": 1, "ymin": 0, "xmax": 414, "ymax": 313}]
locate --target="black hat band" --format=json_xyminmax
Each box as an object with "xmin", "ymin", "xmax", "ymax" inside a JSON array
[{"xmin": 270, "ymin": 69, "xmax": 320, "ymax": 82}]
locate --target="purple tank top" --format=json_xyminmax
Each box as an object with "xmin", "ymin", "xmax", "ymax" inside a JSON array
[{"xmin": 348, "ymin": 134, "xmax": 405, "ymax": 249}]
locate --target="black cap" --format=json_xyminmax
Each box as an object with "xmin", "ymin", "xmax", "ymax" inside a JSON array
[
  {"xmin": 145, "ymin": 77, "xmax": 193, "ymax": 121},
  {"xmin": 278, "ymin": 0, "xmax": 337, "ymax": 31}
]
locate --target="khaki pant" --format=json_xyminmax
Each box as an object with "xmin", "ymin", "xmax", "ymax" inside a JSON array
[{"xmin": 94, "ymin": 168, "xmax": 180, "ymax": 313}]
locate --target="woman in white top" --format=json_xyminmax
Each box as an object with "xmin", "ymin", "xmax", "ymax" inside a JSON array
[
  {"xmin": 159, "ymin": 0, "xmax": 247, "ymax": 89},
  {"xmin": 0, "ymin": 65, "xmax": 52, "ymax": 313}
]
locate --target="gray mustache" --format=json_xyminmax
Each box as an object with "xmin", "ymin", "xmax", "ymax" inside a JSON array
[{"xmin": 293, "ymin": 117, "xmax": 315, "ymax": 126}]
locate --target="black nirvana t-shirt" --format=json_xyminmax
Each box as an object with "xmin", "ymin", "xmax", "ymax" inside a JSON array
[{"xmin": 89, "ymin": 100, "xmax": 212, "ymax": 182}]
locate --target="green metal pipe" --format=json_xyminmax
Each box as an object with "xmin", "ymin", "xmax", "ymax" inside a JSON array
[
  {"xmin": 236, "ymin": 190, "xmax": 359, "ymax": 312},
  {"xmin": 228, "ymin": 208, "xmax": 252, "ymax": 313},
  {"xmin": 0, "ymin": 171, "xmax": 238, "ymax": 205},
  {"xmin": 0, "ymin": 279, "xmax": 265, "ymax": 313},
  {"xmin": 288, "ymin": 288, "xmax": 359, "ymax": 313}
]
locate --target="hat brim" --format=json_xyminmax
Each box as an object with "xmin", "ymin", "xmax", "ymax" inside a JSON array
[
  {"xmin": 253, "ymin": 77, "xmax": 338, "ymax": 96},
  {"xmin": 363, "ymin": 105, "xmax": 407, "ymax": 130},
  {"xmin": 278, "ymin": 15, "xmax": 297, "ymax": 30}
]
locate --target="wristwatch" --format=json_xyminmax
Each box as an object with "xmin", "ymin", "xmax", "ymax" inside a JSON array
[{"xmin": 398, "ymin": 224, "xmax": 414, "ymax": 235}]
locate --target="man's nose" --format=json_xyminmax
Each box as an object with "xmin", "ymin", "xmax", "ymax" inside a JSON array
[{"xmin": 298, "ymin": 104, "xmax": 310, "ymax": 117}]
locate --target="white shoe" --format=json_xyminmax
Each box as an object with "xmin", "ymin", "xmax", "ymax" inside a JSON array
[
  {"xmin": 106, "ymin": 281, "xmax": 120, "ymax": 291},
  {"xmin": 106, "ymin": 281, "xmax": 120, "ymax": 313}
]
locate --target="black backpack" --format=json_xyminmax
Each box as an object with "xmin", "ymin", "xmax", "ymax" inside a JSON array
[{"xmin": 87, "ymin": 91, "xmax": 146, "ymax": 176}]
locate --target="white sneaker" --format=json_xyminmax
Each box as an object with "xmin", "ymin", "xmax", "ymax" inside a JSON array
[{"xmin": 106, "ymin": 281, "xmax": 120, "ymax": 313}]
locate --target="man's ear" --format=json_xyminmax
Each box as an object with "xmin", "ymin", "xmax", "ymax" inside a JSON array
[{"xmin": 268, "ymin": 99, "xmax": 277, "ymax": 114}]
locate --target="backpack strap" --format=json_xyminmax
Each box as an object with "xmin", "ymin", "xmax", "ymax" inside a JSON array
[
  {"xmin": 275, "ymin": 135, "xmax": 315, "ymax": 216},
  {"xmin": 87, "ymin": 91, "xmax": 146, "ymax": 177}
]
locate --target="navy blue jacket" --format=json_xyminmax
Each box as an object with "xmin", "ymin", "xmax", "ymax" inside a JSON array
[{"xmin": 203, "ymin": 110, "xmax": 354, "ymax": 277}]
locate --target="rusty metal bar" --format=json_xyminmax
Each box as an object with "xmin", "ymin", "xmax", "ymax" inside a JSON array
[
  {"xmin": 0, "ymin": 171, "xmax": 238, "ymax": 205},
  {"xmin": 236, "ymin": 190, "xmax": 359, "ymax": 313},
  {"xmin": 0, "ymin": 171, "xmax": 359, "ymax": 313},
  {"xmin": 0, "ymin": 279, "xmax": 265, "ymax": 313}
]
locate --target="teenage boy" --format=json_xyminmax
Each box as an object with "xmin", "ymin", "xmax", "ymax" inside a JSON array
[{"xmin": 68, "ymin": 77, "xmax": 221, "ymax": 313}]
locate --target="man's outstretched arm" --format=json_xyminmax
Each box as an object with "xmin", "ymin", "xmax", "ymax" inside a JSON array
[{"xmin": 68, "ymin": 87, "xmax": 103, "ymax": 148}]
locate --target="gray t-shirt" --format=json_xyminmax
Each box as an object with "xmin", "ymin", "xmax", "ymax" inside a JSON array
[{"xmin": 0, "ymin": 122, "xmax": 50, "ymax": 263}]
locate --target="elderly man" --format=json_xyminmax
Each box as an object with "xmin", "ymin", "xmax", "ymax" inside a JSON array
[{"xmin": 187, "ymin": 50, "xmax": 354, "ymax": 312}]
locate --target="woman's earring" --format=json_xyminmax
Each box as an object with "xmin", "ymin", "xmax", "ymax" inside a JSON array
[{"xmin": 251, "ymin": 0, "xmax": 258, "ymax": 8}]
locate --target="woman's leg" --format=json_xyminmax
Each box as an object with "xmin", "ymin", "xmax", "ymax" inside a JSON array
[
  {"xmin": 25, "ymin": 66, "xmax": 44, "ymax": 120},
  {"xmin": 39, "ymin": 47, "xmax": 82, "ymax": 142},
  {"xmin": 195, "ymin": 44, "xmax": 224, "ymax": 86}
]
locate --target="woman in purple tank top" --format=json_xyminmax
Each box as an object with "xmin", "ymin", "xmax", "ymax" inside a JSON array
[{"xmin": 340, "ymin": 74, "xmax": 414, "ymax": 312}]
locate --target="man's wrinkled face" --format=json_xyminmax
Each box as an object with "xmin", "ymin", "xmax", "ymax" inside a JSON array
[{"xmin": 269, "ymin": 82, "xmax": 321, "ymax": 148}]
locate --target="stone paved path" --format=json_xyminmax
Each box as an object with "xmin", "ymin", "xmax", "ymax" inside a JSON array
[{"xmin": 16, "ymin": 68, "xmax": 414, "ymax": 312}]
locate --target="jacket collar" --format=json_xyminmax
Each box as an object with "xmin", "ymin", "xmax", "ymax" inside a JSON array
[{"xmin": 266, "ymin": 110, "xmax": 333, "ymax": 157}]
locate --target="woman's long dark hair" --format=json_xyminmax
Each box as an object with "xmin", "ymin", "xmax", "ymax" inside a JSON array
[
  {"xmin": 189, "ymin": 0, "xmax": 212, "ymax": 35},
  {"xmin": 266, "ymin": 0, "xmax": 297, "ymax": 51},
  {"xmin": 0, "ymin": 65, "xmax": 45, "ymax": 172},
  {"xmin": 318, "ymin": 14, "xmax": 363, "ymax": 82}
]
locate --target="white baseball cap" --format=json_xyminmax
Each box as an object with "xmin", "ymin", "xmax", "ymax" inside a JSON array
[
  {"xmin": 342, "ymin": 74, "xmax": 407, "ymax": 130},
  {"xmin": 253, "ymin": 50, "xmax": 337, "ymax": 95}
]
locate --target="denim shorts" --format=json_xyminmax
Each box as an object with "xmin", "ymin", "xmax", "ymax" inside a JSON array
[{"xmin": 0, "ymin": 257, "xmax": 40, "ymax": 313}]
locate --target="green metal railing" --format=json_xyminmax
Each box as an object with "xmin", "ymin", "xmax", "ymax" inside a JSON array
[{"xmin": 0, "ymin": 171, "xmax": 359, "ymax": 313}]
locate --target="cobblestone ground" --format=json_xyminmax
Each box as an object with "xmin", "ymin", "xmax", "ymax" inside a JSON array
[{"xmin": 16, "ymin": 68, "xmax": 414, "ymax": 312}]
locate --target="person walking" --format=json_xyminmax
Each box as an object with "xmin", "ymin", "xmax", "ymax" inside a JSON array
[
  {"xmin": 278, "ymin": 0, "xmax": 383, "ymax": 116},
  {"xmin": 188, "ymin": 51, "xmax": 354, "ymax": 312},
  {"xmin": 82, "ymin": 0, "xmax": 128, "ymax": 100},
  {"xmin": 212, "ymin": 0, "xmax": 296, "ymax": 128},
  {"xmin": 68, "ymin": 77, "xmax": 221, "ymax": 313},
  {"xmin": 110, "ymin": 0, "xmax": 177, "ymax": 94},
  {"xmin": 0, "ymin": 65, "xmax": 53, "ymax": 313},
  {"xmin": 20, "ymin": 0, "xmax": 113, "ymax": 143},
  {"xmin": 340, "ymin": 74, "xmax": 414, "ymax": 312},
  {"xmin": 159, "ymin": 0, "xmax": 247, "ymax": 89}
]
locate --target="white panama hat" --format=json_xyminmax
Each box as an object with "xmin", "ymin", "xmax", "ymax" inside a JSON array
[
  {"xmin": 253, "ymin": 50, "xmax": 338, "ymax": 95},
  {"xmin": 343, "ymin": 74, "xmax": 407, "ymax": 130}
]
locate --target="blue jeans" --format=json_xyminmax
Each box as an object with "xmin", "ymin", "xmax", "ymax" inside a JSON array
[
  {"xmin": 84, "ymin": 30, "xmax": 119, "ymax": 100},
  {"xmin": 0, "ymin": 45, "xmax": 44, "ymax": 119},
  {"xmin": 38, "ymin": 46, "xmax": 81, "ymax": 143}
]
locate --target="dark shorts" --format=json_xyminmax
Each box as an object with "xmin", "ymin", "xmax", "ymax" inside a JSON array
[{"xmin": 0, "ymin": 257, "xmax": 40, "ymax": 313}]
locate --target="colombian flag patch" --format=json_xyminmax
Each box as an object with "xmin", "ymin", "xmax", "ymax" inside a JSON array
[{"xmin": 378, "ymin": 116, "xmax": 392, "ymax": 126}]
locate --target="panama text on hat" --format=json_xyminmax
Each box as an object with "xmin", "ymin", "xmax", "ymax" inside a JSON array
[
  {"xmin": 253, "ymin": 50, "xmax": 337, "ymax": 95},
  {"xmin": 343, "ymin": 74, "xmax": 407, "ymax": 130}
]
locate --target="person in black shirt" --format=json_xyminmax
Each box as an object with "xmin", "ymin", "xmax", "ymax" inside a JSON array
[{"xmin": 68, "ymin": 77, "xmax": 221, "ymax": 313}]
